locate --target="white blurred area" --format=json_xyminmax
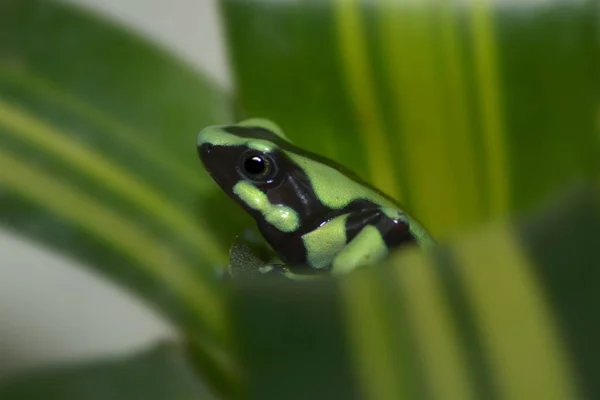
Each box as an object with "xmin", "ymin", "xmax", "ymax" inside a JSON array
[
  {"xmin": 0, "ymin": 228, "xmax": 177, "ymax": 376},
  {"xmin": 63, "ymin": 0, "xmax": 232, "ymax": 90},
  {"xmin": 0, "ymin": 0, "xmax": 230, "ymax": 377}
]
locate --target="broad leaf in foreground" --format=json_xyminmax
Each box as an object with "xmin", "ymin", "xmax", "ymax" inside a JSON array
[{"xmin": 230, "ymin": 184, "xmax": 600, "ymax": 400}]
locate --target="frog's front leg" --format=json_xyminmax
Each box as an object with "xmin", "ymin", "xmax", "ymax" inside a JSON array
[{"xmin": 330, "ymin": 208, "xmax": 417, "ymax": 276}]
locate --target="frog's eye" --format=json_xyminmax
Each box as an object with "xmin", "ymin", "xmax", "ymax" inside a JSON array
[{"xmin": 238, "ymin": 150, "xmax": 277, "ymax": 182}]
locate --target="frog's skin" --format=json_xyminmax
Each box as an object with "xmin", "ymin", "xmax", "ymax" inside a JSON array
[{"xmin": 197, "ymin": 118, "xmax": 435, "ymax": 277}]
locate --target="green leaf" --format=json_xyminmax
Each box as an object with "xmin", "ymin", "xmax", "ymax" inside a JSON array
[
  {"xmin": 220, "ymin": 0, "xmax": 599, "ymax": 239},
  {"xmin": 230, "ymin": 183, "xmax": 600, "ymax": 400},
  {"xmin": 0, "ymin": 342, "xmax": 216, "ymax": 400},
  {"xmin": 0, "ymin": 0, "xmax": 242, "ymax": 392}
]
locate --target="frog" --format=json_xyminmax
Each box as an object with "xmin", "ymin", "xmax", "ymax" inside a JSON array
[{"xmin": 197, "ymin": 118, "xmax": 435, "ymax": 278}]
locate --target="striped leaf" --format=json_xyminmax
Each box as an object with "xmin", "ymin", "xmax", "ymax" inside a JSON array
[
  {"xmin": 220, "ymin": 0, "xmax": 599, "ymax": 239},
  {"xmin": 0, "ymin": 0, "xmax": 243, "ymax": 391},
  {"xmin": 230, "ymin": 184, "xmax": 600, "ymax": 400}
]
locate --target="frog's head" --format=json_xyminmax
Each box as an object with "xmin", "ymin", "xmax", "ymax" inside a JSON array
[
  {"xmin": 197, "ymin": 118, "xmax": 308, "ymax": 232},
  {"xmin": 198, "ymin": 118, "xmax": 379, "ymax": 235},
  {"xmin": 197, "ymin": 118, "xmax": 288, "ymax": 190}
]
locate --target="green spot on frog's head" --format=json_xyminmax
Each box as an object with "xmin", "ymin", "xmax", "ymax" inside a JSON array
[
  {"xmin": 233, "ymin": 181, "xmax": 300, "ymax": 232},
  {"xmin": 197, "ymin": 118, "xmax": 288, "ymax": 150},
  {"xmin": 237, "ymin": 118, "xmax": 289, "ymax": 141}
]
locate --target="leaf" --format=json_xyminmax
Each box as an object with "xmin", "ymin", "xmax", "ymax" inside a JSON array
[
  {"xmin": 0, "ymin": 0, "xmax": 242, "ymax": 393},
  {"xmin": 0, "ymin": 342, "xmax": 216, "ymax": 400},
  {"xmin": 220, "ymin": 0, "xmax": 599, "ymax": 238},
  {"xmin": 229, "ymin": 183, "xmax": 600, "ymax": 400}
]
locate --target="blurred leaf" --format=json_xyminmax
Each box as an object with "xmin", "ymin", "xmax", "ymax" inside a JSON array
[
  {"xmin": 220, "ymin": 0, "xmax": 599, "ymax": 238},
  {"xmin": 2, "ymin": 0, "xmax": 597, "ymax": 398},
  {"xmin": 230, "ymin": 183, "xmax": 600, "ymax": 400},
  {"xmin": 0, "ymin": 0, "xmax": 242, "ymax": 393},
  {"xmin": 0, "ymin": 342, "xmax": 216, "ymax": 400}
]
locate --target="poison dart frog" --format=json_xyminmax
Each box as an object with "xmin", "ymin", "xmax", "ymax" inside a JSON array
[{"xmin": 197, "ymin": 118, "xmax": 434, "ymax": 277}]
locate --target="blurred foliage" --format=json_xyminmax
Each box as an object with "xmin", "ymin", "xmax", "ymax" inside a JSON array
[
  {"xmin": 231, "ymin": 184, "xmax": 600, "ymax": 400},
  {"xmin": 0, "ymin": 0, "xmax": 242, "ymax": 394},
  {"xmin": 0, "ymin": 342, "xmax": 216, "ymax": 400},
  {"xmin": 0, "ymin": 0, "xmax": 598, "ymax": 399},
  {"xmin": 221, "ymin": 0, "xmax": 598, "ymax": 238}
]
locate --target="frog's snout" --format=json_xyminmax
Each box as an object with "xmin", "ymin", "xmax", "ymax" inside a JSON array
[
  {"xmin": 196, "ymin": 127, "xmax": 215, "ymax": 155},
  {"xmin": 200, "ymin": 142, "xmax": 214, "ymax": 155},
  {"xmin": 196, "ymin": 142, "xmax": 213, "ymax": 166}
]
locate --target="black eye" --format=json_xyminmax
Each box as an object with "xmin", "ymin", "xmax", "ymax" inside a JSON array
[
  {"xmin": 239, "ymin": 151, "xmax": 276, "ymax": 181},
  {"xmin": 244, "ymin": 156, "xmax": 266, "ymax": 175}
]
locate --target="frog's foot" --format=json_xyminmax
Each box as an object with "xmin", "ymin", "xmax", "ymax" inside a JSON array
[
  {"xmin": 259, "ymin": 263, "xmax": 321, "ymax": 281},
  {"xmin": 258, "ymin": 263, "xmax": 286, "ymax": 275}
]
